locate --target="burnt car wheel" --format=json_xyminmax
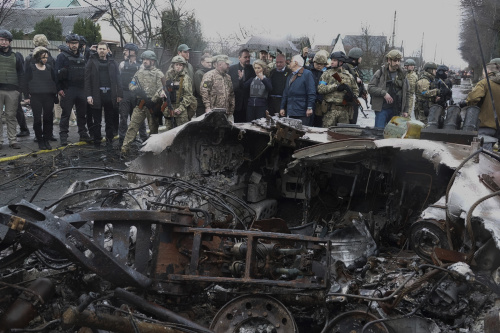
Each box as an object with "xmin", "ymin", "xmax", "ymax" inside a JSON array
[
  {"xmin": 210, "ymin": 294, "xmax": 298, "ymax": 333},
  {"xmin": 409, "ymin": 219, "xmax": 450, "ymax": 262}
]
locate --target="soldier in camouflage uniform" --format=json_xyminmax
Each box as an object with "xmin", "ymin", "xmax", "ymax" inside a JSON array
[
  {"xmin": 415, "ymin": 62, "xmax": 439, "ymax": 124},
  {"xmin": 200, "ymin": 55, "xmax": 235, "ymax": 122},
  {"xmin": 121, "ymin": 50, "xmax": 165, "ymax": 154},
  {"xmin": 404, "ymin": 59, "xmax": 418, "ymax": 118},
  {"xmin": 317, "ymin": 51, "xmax": 359, "ymax": 127},
  {"xmin": 343, "ymin": 47, "xmax": 366, "ymax": 124},
  {"xmin": 164, "ymin": 55, "xmax": 197, "ymax": 130}
]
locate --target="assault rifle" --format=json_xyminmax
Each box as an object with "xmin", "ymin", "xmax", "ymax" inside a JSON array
[
  {"xmin": 332, "ymin": 72, "xmax": 368, "ymax": 118},
  {"xmin": 160, "ymin": 77, "xmax": 176, "ymax": 128},
  {"xmin": 134, "ymin": 76, "xmax": 155, "ymax": 114}
]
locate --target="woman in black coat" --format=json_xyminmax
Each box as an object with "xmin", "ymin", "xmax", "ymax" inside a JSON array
[{"xmin": 24, "ymin": 46, "xmax": 58, "ymax": 150}]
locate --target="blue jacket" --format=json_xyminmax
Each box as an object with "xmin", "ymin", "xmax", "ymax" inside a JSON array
[{"xmin": 280, "ymin": 67, "xmax": 316, "ymax": 117}]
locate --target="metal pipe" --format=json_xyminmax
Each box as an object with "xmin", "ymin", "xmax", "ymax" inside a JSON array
[
  {"xmin": 61, "ymin": 307, "xmax": 185, "ymax": 333},
  {"xmin": 114, "ymin": 288, "xmax": 214, "ymax": 333}
]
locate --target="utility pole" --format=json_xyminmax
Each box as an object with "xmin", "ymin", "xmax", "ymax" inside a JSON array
[
  {"xmin": 434, "ymin": 43, "xmax": 437, "ymax": 62},
  {"xmin": 391, "ymin": 11, "xmax": 396, "ymax": 48},
  {"xmin": 420, "ymin": 32, "xmax": 424, "ymax": 69}
]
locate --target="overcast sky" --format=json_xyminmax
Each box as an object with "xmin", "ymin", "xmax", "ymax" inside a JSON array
[{"xmin": 187, "ymin": 0, "xmax": 467, "ymax": 68}]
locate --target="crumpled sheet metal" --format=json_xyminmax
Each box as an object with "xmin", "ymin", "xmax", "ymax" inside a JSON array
[{"xmin": 140, "ymin": 114, "xmax": 208, "ymax": 155}]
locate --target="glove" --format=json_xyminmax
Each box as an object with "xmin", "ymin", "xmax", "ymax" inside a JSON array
[
  {"xmin": 458, "ymin": 100, "xmax": 467, "ymax": 108},
  {"xmin": 337, "ymin": 83, "xmax": 348, "ymax": 92}
]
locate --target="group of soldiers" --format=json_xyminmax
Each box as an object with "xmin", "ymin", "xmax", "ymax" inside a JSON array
[{"xmin": 2, "ymin": 27, "xmax": 500, "ymax": 153}]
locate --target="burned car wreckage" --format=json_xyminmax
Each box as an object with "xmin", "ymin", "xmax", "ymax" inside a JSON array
[{"xmin": 1, "ymin": 110, "xmax": 500, "ymax": 332}]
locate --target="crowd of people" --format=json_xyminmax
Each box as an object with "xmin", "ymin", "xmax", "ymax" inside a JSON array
[{"xmin": 1, "ymin": 27, "xmax": 499, "ymax": 153}]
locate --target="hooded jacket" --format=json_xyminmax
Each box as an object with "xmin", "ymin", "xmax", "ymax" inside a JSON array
[{"xmin": 466, "ymin": 71, "xmax": 500, "ymax": 129}]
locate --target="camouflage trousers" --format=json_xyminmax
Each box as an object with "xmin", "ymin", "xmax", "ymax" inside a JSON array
[
  {"xmin": 322, "ymin": 105, "xmax": 351, "ymax": 128},
  {"xmin": 121, "ymin": 106, "xmax": 159, "ymax": 152},
  {"xmin": 415, "ymin": 106, "xmax": 428, "ymax": 124},
  {"xmin": 164, "ymin": 109, "xmax": 189, "ymax": 131}
]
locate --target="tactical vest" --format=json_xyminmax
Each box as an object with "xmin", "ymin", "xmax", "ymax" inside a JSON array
[
  {"xmin": 0, "ymin": 52, "xmax": 19, "ymax": 86},
  {"xmin": 28, "ymin": 64, "xmax": 56, "ymax": 94},
  {"xmin": 98, "ymin": 60, "xmax": 111, "ymax": 88},
  {"xmin": 62, "ymin": 51, "xmax": 85, "ymax": 87},
  {"xmin": 249, "ymin": 78, "xmax": 268, "ymax": 99},
  {"xmin": 121, "ymin": 61, "xmax": 140, "ymax": 90}
]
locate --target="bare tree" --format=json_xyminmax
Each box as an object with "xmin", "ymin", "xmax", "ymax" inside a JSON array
[
  {"xmin": 459, "ymin": 0, "xmax": 500, "ymax": 81},
  {"xmin": 0, "ymin": 0, "xmax": 20, "ymax": 27},
  {"xmin": 344, "ymin": 24, "xmax": 388, "ymax": 78},
  {"xmin": 81, "ymin": 0, "xmax": 165, "ymax": 47}
]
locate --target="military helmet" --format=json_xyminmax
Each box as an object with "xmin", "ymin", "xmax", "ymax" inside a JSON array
[
  {"xmin": 489, "ymin": 58, "xmax": 500, "ymax": 65},
  {"xmin": 330, "ymin": 51, "xmax": 347, "ymax": 61},
  {"xmin": 65, "ymin": 34, "xmax": 80, "ymax": 43},
  {"xmin": 404, "ymin": 59, "xmax": 416, "ymax": 66},
  {"xmin": 171, "ymin": 55, "xmax": 187, "ymax": 64},
  {"xmin": 386, "ymin": 49, "xmax": 403, "ymax": 60},
  {"xmin": 33, "ymin": 34, "xmax": 49, "ymax": 47},
  {"xmin": 141, "ymin": 50, "xmax": 157, "ymax": 61},
  {"xmin": 79, "ymin": 36, "xmax": 87, "ymax": 46},
  {"xmin": 348, "ymin": 47, "xmax": 363, "ymax": 59},
  {"xmin": 0, "ymin": 29, "xmax": 13, "ymax": 42},
  {"xmin": 437, "ymin": 65, "xmax": 449, "ymax": 72},
  {"xmin": 423, "ymin": 62, "xmax": 438, "ymax": 71},
  {"xmin": 313, "ymin": 52, "xmax": 328, "ymax": 65},
  {"xmin": 124, "ymin": 43, "xmax": 139, "ymax": 53}
]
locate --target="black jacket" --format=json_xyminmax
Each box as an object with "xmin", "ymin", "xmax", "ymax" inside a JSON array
[
  {"xmin": 23, "ymin": 63, "xmax": 57, "ymax": 96},
  {"xmin": 84, "ymin": 53, "xmax": 123, "ymax": 109},
  {"xmin": 228, "ymin": 63, "xmax": 256, "ymax": 113}
]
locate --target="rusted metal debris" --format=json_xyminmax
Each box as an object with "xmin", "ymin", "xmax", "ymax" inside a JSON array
[{"xmin": 2, "ymin": 111, "xmax": 500, "ymax": 332}]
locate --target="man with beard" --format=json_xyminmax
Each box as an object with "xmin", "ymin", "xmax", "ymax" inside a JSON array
[
  {"xmin": 368, "ymin": 49, "xmax": 410, "ymax": 128},
  {"xmin": 317, "ymin": 51, "xmax": 358, "ymax": 127},
  {"xmin": 121, "ymin": 50, "xmax": 164, "ymax": 155},
  {"xmin": 415, "ymin": 62, "xmax": 440, "ymax": 124},
  {"xmin": 194, "ymin": 54, "xmax": 213, "ymax": 117},
  {"xmin": 200, "ymin": 55, "xmax": 235, "ymax": 122},
  {"xmin": 85, "ymin": 42, "xmax": 122, "ymax": 147},
  {"xmin": 228, "ymin": 49, "xmax": 255, "ymax": 122},
  {"xmin": 55, "ymin": 34, "xmax": 92, "ymax": 146},
  {"xmin": 0, "ymin": 30, "xmax": 25, "ymax": 149},
  {"xmin": 163, "ymin": 55, "xmax": 197, "ymax": 130}
]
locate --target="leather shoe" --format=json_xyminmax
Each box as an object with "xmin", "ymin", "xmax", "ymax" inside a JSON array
[
  {"xmin": 16, "ymin": 129, "xmax": 30, "ymax": 137},
  {"xmin": 80, "ymin": 133, "xmax": 93, "ymax": 143},
  {"xmin": 49, "ymin": 136, "xmax": 57, "ymax": 141},
  {"xmin": 44, "ymin": 140, "xmax": 52, "ymax": 150},
  {"xmin": 9, "ymin": 142, "xmax": 21, "ymax": 149},
  {"xmin": 38, "ymin": 141, "xmax": 47, "ymax": 150},
  {"xmin": 60, "ymin": 138, "xmax": 68, "ymax": 146}
]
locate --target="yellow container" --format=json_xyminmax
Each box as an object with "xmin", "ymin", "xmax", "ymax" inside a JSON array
[{"xmin": 383, "ymin": 116, "xmax": 424, "ymax": 139}]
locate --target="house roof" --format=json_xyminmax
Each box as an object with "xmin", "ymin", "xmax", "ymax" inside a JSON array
[
  {"xmin": 14, "ymin": 0, "xmax": 81, "ymax": 8},
  {"xmin": 1, "ymin": 6, "xmax": 104, "ymax": 35}
]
